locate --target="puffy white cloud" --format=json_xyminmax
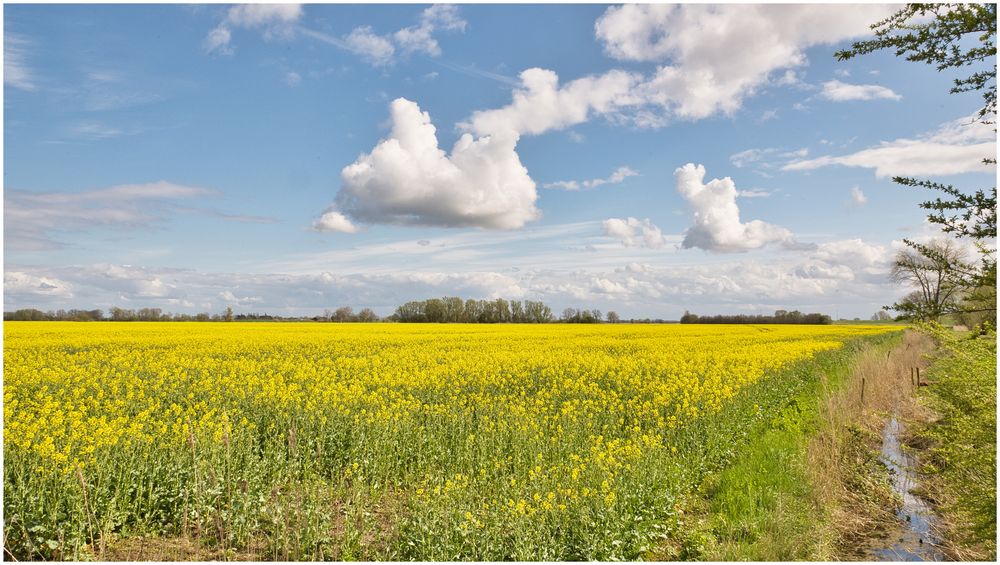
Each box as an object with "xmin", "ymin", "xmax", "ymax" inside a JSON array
[
  {"xmin": 318, "ymin": 98, "xmax": 540, "ymax": 231},
  {"xmin": 219, "ymin": 290, "xmax": 263, "ymax": 306},
  {"xmin": 342, "ymin": 26, "xmax": 396, "ymax": 66},
  {"xmin": 463, "ymin": 67, "xmax": 642, "ymax": 137},
  {"xmin": 394, "ymin": 4, "xmax": 467, "ymax": 57},
  {"xmin": 850, "ymin": 185, "xmax": 868, "ymax": 205},
  {"xmin": 205, "ymin": 4, "xmax": 303, "ymax": 54},
  {"xmin": 544, "ymin": 166, "xmax": 638, "ymax": 190},
  {"xmin": 595, "ymin": 4, "xmax": 895, "ymax": 119},
  {"xmin": 99, "ymin": 265, "xmax": 178, "ymax": 298},
  {"xmin": 312, "ymin": 208, "xmax": 360, "ymax": 233},
  {"xmin": 5, "ymin": 271, "xmax": 73, "ymax": 299},
  {"xmin": 820, "ymin": 79, "xmax": 901, "ymax": 101},
  {"xmin": 299, "ymin": 5, "xmax": 465, "ymax": 66},
  {"xmin": 814, "ymin": 239, "xmax": 887, "ymax": 270},
  {"xmin": 602, "ymin": 217, "xmax": 666, "ymax": 249},
  {"xmin": 675, "ymin": 163, "xmax": 793, "ymax": 252},
  {"xmin": 4, "ymin": 33, "xmax": 37, "ymax": 91},
  {"xmin": 225, "ymin": 4, "xmax": 303, "ymax": 28},
  {"xmin": 783, "ymin": 115, "xmax": 997, "ymax": 177}
]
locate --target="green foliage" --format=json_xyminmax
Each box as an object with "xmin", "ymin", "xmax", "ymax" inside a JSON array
[
  {"xmin": 677, "ymin": 334, "xmax": 902, "ymax": 561},
  {"xmin": 919, "ymin": 323, "xmax": 997, "ymax": 555},
  {"xmin": 836, "ymin": 3, "xmax": 997, "ymax": 124}
]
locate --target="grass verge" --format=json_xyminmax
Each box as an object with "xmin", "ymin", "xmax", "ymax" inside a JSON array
[
  {"xmin": 909, "ymin": 323, "xmax": 997, "ymax": 560},
  {"xmin": 671, "ymin": 329, "xmax": 935, "ymax": 561}
]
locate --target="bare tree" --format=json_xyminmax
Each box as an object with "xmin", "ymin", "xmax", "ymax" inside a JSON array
[
  {"xmin": 356, "ymin": 308, "xmax": 379, "ymax": 322},
  {"xmin": 332, "ymin": 306, "xmax": 355, "ymax": 322},
  {"xmin": 889, "ymin": 239, "xmax": 969, "ymax": 320},
  {"xmin": 871, "ymin": 310, "xmax": 892, "ymax": 321},
  {"xmin": 606, "ymin": 311, "xmax": 620, "ymax": 324}
]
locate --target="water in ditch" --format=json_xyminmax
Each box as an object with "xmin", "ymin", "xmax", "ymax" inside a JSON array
[{"xmin": 869, "ymin": 417, "xmax": 945, "ymax": 561}]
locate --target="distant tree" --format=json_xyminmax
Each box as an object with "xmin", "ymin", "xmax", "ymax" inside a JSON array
[
  {"xmin": 443, "ymin": 297, "xmax": 464, "ymax": 322},
  {"xmin": 5, "ymin": 308, "xmax": 48, "ymax": 321},
  {"xmin": 524, "ymin": 300, "xmax": 553, "ymax": 323},
  {"xmin": 562, "ymin": 308, "xmax": 578, "ymax": 322},
  {"xmin": 606, "ymin": 311, "xmax": 620, "ymax": 324},
  {"xmin": 223, "ymin": 306, "xmax": 234, "ymax": 322},
  {"xmin": 137, "ymin": 307, "xmax": 162, "ymax": 322},
  {"xmin": 332, "ymin": 306, "xmax": 355, "ymax": 322},
  {"xmin": 871, "ymin": 310, "xmax": 893, "ymax": 321},
  {"xmin": 356, "ymin": 307, "xmax": 379, "ymax": 322},
  {"xmin": 679, "ymin": 310, "xmax": 831, "ymax": 325},
  {"xmin": 395, "ymin": 301, "xmax": 426, "ymax": 322}
]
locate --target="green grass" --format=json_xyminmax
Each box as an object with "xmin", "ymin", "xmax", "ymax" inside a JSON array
[
  {"xmin": 917, "ymin": 323, "xmax": 997, "ymax": 559},
  {"xmin": 679, "ymin": 332, "xmax": 903, "ymax": 561}
]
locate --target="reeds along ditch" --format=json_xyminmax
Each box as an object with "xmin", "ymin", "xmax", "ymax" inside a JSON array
[{"xmin": 806, "ymin": 330, "xmax": 936, "ymax": 558}]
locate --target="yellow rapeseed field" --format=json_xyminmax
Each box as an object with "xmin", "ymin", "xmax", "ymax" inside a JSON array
[{"xmin": 3, "ymin": 322, "xmax": 901, "ymax": 560}]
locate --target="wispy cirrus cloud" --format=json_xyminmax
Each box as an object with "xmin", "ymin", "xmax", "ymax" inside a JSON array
[
  {"xmin": 544, "ymin": 166, "xmax": 639, "ymax": 191},
  {"xmin": 4, "ymin": 181, "xmax": 274, "ymax": 251},
  {"xmin": 4, "ymin": 32, "xmax": 37, "ymax": 91},
  {"xmin": 783, "ymin": 115, "xmax": 997, "ymax": 178},
  {"xmin": 820, "ymin": 79, "xmax": 901, "ymax": 101}
]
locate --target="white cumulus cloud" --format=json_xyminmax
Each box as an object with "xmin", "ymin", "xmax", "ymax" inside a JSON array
[
  {"xmin": 205, "ymin": 4, "xmax": 303, "ymax": 54},
  {"xmin": 463, "ymin": 67, "xmax": 642, "ymax": 137},
  {"xmin": 675, "ymin": 163, "xmax": 794, "ymax": 252},
  {"xmin": 602, "ymin": 217, "xmax": 666, "ymax": 249},
  {"xmin": 394, "ymin": 4, "xmax": 467, "ymax": 57},
  {"xmin": 312, "ymin": 209, "xmax": 360, "ymax": 233},
  {"xmin": 594, "ymin": 4, "xmax": 895, "ymax": 119},
  {"xmin": 342, "ymin": 26, "xmax": 396, "ymax": 67},
  {"xmin": 5, "ymin": 271, "xmax": 73, "ymax": 299},
  {"xmin": 317, "ymin": 98, "xmax": 540, "ymax": 231}
]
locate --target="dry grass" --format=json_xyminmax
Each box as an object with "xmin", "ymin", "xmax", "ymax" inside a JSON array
[
  {"xmin": 94, "ymin": 483, "xmax": 408, "ymax": 561},
  {"xmin": 98, "ymin": 535, "xmax": 266, "ymax": 561},
  {"xmin": 806, "ymin": 330, "xmax": 935, "ymax": 558}
]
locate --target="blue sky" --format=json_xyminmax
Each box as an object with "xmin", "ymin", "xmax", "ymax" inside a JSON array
[{"xmin": 4, "ymin": 3, "xmax": 996, "ymax": 318}]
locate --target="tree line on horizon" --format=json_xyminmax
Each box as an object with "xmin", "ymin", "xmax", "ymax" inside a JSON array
[
  {"xmin": 680, "ymin": 309, "xmax": 833, "ymax": 325},
  {"xmin": 5, "ymin": 300, "xmax": 843, "ymax": 325}
]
